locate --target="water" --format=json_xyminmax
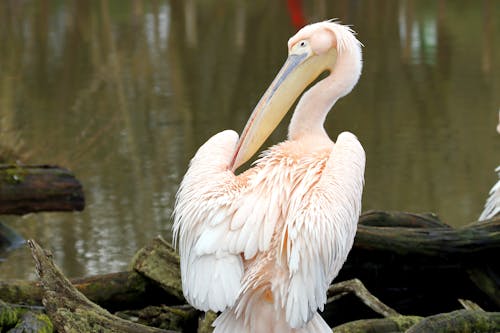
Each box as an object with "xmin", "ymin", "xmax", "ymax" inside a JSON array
[{"xmin": 0, "ymin": 0, "xmax": 498, "ymax": 279}]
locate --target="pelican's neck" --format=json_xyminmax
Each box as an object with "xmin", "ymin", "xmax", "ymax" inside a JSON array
[{"xmin": 288, "ymin": 47, "xmax": 362, "ymax": 141}]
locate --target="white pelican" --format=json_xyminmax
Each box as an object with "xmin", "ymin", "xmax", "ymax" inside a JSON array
[
  {"xmin": 173, "ymin": 21, "xmax": 365, "ymax": 332},
  {"xmin": 479, "ymin": 110, "xmax": 500, "ymax": 221}
]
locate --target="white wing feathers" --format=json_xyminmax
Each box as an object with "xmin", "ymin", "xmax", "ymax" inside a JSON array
[
  {"xmin": 173, "ymin": 130, "xmax": 278, "ymax": 312},
  {"xmin": 173, "ymin": 130, "xmax": 242, "ymax": 312},
  {"xmin": 285, "ymin": 132, "xmax": 365, "ymax": 328},
  {"xmin": 479, "ymin": 166, "xmax": 500, "ymax": 221}
]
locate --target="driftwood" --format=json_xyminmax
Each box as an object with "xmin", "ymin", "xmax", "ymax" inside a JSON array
[
  {"xmin": 28, "ymin": 240, "xmax": 175, "ymax": 333},
  {"xmin": 406, "ymin": 309, "xmax": 500, "ymax": 333},
  {"xmin": 0, "ymin": 165, "xmax": 84, "ymax": 215},
  {"xmin": 130, "ymin": 237, "xmax": 184, "ymax": 303},
  {"xmin": 0, "ymin": 211, "xmax": 496, "ymax": 332},
  {"xmin": 332, "ymin": 315, "xmax": 423, "ymax": 333},
  {"xmin": 0, "ymin": 271, "xmax": 174, "ymax": 311},
  {"xmin": 355, "ymin": 214, "xmax": 499, "ymax": 259},
  {"xmin": 116, "ymin": 305, "xmax": 198, "ymax": 332},
  {"xmin": 337, "ymin": 212, "xmax": 500, "ymax": 319},
  {"xmin": 0, "ymin": 300, "xmax": 52, "ymax": 332}
]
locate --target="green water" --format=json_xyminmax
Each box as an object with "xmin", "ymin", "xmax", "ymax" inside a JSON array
[{"xmin": 0, "ymin": 0, "xmax": 498, "ymax": 279}]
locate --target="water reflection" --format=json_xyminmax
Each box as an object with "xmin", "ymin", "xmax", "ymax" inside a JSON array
[{"xmin": 0, "ymin": 0, "xmax": 498, "ymax": 279}]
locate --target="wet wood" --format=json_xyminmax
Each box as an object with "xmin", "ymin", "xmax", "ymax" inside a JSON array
[
  {"xmin": 130, "ymin": 236, "xmax": 184, "ymax": 303},
  {"xmin": 0, "ymin": 300, "xmax": 52, "ymax": 332},
  {"xmin": 0, "ymin": 271, "xmax": 175, "ymax": 311},
  {"xmin": 355, "ymin": 214, "xmax": 499, "ymax": 260},
  {"xmin": 28, "ymin": 240, "xmax": 176, "ymax": 333},
  {"xmin": 359, "ymin": 210, "xmax": 449, "ymax": 228},
  {"xmin": 0, "ymin": 165, "xmax": 84, "ymax": 215},
  {"xmin": 339, "ymin": 214, "xmax": 500, "ymax": 318},
  {"xmin": 327, "ymin": 279, "xmax": 399, "ymax": 318},
  {"xmin": 406, "ymin": 309, "xmax": 500, "ymax": 333},
  {"xmin": 0, "ymin": 211, "xmax": 495, "ymax": 332},
  {"xmin": 115, "ymin": 305, "xmax": 198, "ymax": 332},
  {"xmin": 8, "ymin": 311, "xmax": 54, "ymax": 333},
  {"xmin": 332, "ymin": 315, "xmax": 423, "ymax": 333}
]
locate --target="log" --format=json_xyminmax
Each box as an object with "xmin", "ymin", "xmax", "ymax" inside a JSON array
[
  {"xmin": 354, "ymin": 216, "xmax": 499, "ymax": 260},
  {"xmin": 0, "ymin": 212, "xmax": 495, "ymax": 330},
  {"xmin": 0, "ymin": 271, "xmax": 176, "ymax": 311},
  {"xmin": 332, "ymin": 315, "xmax": 423, "ymax": 333},
  {"xmin": 197, "ymin": 312, "xmax": 217, "ymax": 333},
  {"xmin": 0, "ymin": 300, "xmax": 24, "ymax": 329},
  {"xmin": 115, "ymin": 305, "xmax": 198, "ymax": 332},
  {"xmin": 0, "ymin": 300, "xmax": 52, "ymax": 332},
  {"xmin": 337, "ymin": 215, "xmax": 500, "ymax": 317},
  {"xmin": 359, "ymin": 210, "xmax": 449, "ymax": 228},
  {"xmin": 130, "ymin": 236, "xmax": 183, "ymax": 303},
  {"xmin": 0, "ymin": 165, "xmax": 84, "ymax": 215},
  {"xmin": 28, "ymin": 240, "xmax": 176, "ymax": 333},
  {"xmin": 406, "ymin": 309, "xmax": 500, "ymax": 333},
  {"xmin": 8, "ymin": 311, "xmax": 54, "ymax": 333}
]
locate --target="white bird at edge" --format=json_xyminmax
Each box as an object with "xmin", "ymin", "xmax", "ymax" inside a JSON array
[
  {"xmin": 173, "ymin": 21, "xmax": 365, "ymax": 333},
  {"xmin": 479, "ymin": 110, "xmax": 500, "ymax": 222}
]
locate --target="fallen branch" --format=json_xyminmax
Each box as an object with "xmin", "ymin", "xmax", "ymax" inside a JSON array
[
  {"xmin": 332, "ymin": 315, "xmax": 422, "ymax": 333},
  {"xmin": 406, "ymin": 309, "xmax": 500, "ymax": 333},
  {"xmin": 354, "ymin": 216, "xmax": 499, "ymax": 260},
  {"xmin": 0, "ymin": 212, "xmax": 495, "ymax": 332},
  {"xmin": 0, "ymin": 165, "xmax": 84, "ymax": 215},
  {"xmin": 28, "ymin": 240, "xmax": 175, "ymax": 333},
  {"xmin": 327, "ymin": 279, "xmax": 399, "ymax": 318},
  {"xmin": 0, "ymin": 271, "xmax": 176, "ymax": 311},
  {"xmin": 0, "ymin": 300, "xmax": 52, "ymax": 332}
]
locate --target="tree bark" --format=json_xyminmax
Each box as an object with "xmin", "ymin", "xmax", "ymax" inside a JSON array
[
  {"xmin": 0, "ymin": 165, "xmax": 84, "ymax": 215},
  {"xmin": 355, "ymin": 213, "xmax": 499, "ymax": 260},
  {"xmin": 130, "ymin": 237, "xmax": 183, "ymax": 303},
  {"xmin": 0, "ymin": 271, "xmax": 177, "ymax": 312},
  {"xmin": 332, "ymin": 315, "xmax": 423, "ymax": 333},
  {"xmin": 406, "ymin": 309, "xmax": 500, "ymax": 333},
  {"xmin": 28, "ymin": 240, "xmax": 176, "ymax": 333},
  {"xmin": 0, "ymin": 212, "xmax": 495, "ymax": 332}
]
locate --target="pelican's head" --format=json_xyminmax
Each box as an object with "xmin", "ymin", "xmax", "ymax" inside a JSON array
[{"xmin": 231, "ymin": 21, "xmax": 362, "ymax": 170}]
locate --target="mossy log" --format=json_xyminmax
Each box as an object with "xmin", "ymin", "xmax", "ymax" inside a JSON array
[
  {"xmin": 358, "ymin": 210, "xmax": 449, "ymax": 229},
  {"xmin": 28, "ymin": 240, "xmax": 176, "ymax": 333},
  {"xmin": 336, "ymin": 213, "xmax": 500, "ymax": 318},
  {"xmin": 8, "ymin": 311, "xmax": 54, "ymax": 333},
  {"xmin": 0, "ymin": 271, "xmax": 174, "ymax": 311},
  {"xmin": 130, "ymin": 236, "xmax": 183, "ymax": 303},
  {"xmin": 0, "ymin": 165, "xmax": 84, "ymax": 215},
  {"xmin": 355, "ymin": 212, "xmax": 499, "ymax": 259},
  {"xmin": 406, "ymin": 309, "xmax": 500, "ymax": 333},
  {"xmin": 332, "ymin": 315, "xmax": 423, "ymax": 333},
  {"xmin": 115, "ymin": 305, "xmax": 198, "ymax": 332},
  {"xmin": 0, "ymin": 300, "xmax": 52, "ymax": 332},
  {"xmin": 0, "ymin": 212, "xmax": 496, "ymax": 332}
]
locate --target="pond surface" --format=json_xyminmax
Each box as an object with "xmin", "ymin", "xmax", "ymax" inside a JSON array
[{"xmin": 0, "ymin": 0, "xmax": 498, "ymax": 279}]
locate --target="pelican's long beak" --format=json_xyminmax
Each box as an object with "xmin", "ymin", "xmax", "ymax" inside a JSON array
[{"xmin": 230, "ymin": 46, "xmax": 337, "ymax": 171}]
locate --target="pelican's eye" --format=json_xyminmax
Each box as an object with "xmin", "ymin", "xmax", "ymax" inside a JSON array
[{"xmin": 299, "ymin": 40, "xmax": 307, "ymax": 48}]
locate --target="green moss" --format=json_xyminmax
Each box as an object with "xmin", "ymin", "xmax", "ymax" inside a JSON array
[
  {"xmin": 4, "ymin": 167, "xmax": 26, "ymax": 184},
  {"xmin": 198, "ymin": 311, "xmax": 217, "ymax": 333},
  {"xmin": 0, "ymin": 301, "xmax": 20, "ymax": 328},
  {"xmin": 35, "ymin": 313, "xmax": 54, "ymax": 333},
  {"xmin": 392, "ymin": 315, "xmax": 424, "ymax": 329},
  {"xmin": 333, "ymin": 315, "xmax": 423, "ymax": 333}
]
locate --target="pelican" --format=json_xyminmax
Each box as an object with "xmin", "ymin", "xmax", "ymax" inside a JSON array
[
  {"xmin": 479, "ymin": 110, "xmax": 500, "ymax": 221},
  {"xmin": 173, "ymin": 21, "xmax": 364, "ymax": 332}
]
